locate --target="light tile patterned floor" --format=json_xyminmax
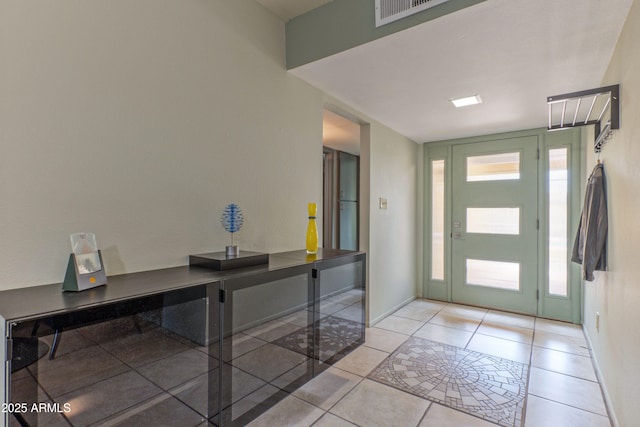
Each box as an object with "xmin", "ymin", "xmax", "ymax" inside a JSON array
[
  {"xmin": 369, "ymin": 337, "xmax": 527, "ymax": 426},
  {"xmin": 11, "ymin": 298, "xmax": 612, "ymax": 427},
  {"xmin": 251, "ymin": 299, "xmax": 612, "ymax": 427}
]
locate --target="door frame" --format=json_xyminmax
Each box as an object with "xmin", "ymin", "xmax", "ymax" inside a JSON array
[{"xmin": 423, "ymin": 127, "xmax": 583, "ymax": 323}]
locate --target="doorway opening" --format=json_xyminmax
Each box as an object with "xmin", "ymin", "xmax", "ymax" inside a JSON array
[{"xmin": 322, "ymin": 109, "xmax": 360, "ymax": 250}]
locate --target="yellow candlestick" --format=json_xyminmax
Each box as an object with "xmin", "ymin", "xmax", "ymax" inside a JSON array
[{"xmin": 306, "ymin": 202, "xmax": 319, "ymax": 254}]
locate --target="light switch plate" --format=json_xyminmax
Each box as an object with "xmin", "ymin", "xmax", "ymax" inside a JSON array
[{"xmin": 379, "ymin": 197, "xmax": 388, "ymax": 210}]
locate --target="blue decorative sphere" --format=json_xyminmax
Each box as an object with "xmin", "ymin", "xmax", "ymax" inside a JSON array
[{"xmin": 221, "ymin": 203, "xmax": 244, "ymax": 233}]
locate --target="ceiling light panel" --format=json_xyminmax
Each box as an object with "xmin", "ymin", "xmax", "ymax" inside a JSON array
[{"xmin": 451, "ymin": 95, "xmax": 482, "ymax": 108}]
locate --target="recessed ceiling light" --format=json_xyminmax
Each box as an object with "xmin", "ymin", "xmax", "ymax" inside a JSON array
[{"xmin": 450, "ymin": 95, "xmax": 482, "ymax": 108}]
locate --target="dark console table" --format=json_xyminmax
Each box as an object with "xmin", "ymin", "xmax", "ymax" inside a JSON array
[{"xmin": 0, "ymin": 249, "xmax": 366, "ymax": 426}]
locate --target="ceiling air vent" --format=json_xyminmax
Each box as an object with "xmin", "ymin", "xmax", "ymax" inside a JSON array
[{"xmin": 375, "ymin": 0, "xmax": 450, "ymax": 27}]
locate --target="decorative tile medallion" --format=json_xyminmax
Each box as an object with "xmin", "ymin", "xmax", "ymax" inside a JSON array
[
  {"xmin": 272, "ymin": 315, "xmax": 364, "ymax": 364},
  {"xmin": 368, "ymin": 337, "xmax": 528, "ymax": 427}
]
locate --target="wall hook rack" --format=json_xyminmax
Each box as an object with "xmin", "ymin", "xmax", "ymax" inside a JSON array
[{"xmin": 547, "ymin": 84, "xmax": 619, "ymax": 153}]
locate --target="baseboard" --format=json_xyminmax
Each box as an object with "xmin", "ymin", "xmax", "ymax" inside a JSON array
[
  {"xmin": 582, "ymin": 326, "xmax": 619, "ymax": 427},
  {"xmin": 369, "ymin": 295, "xmax": 416, "ymax": 326}
]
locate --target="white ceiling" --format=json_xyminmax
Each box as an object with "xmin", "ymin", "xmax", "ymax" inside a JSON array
[
  {"xmin": 263, "ymin": 0, "xmax": 633, "ymax": 143},
  {"xmin": 323, "ymin": 109, "xmax": 361, "ymax": 155},
  {"xmin": 255, "ymin": 0, "xmax": 334, "ymax": 22}
]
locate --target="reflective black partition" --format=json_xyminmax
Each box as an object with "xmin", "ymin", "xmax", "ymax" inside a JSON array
[
  {"xmin": 217, "ymin": 251, "xmax": 366, "ymax": 426},
  {"xmin": 313, "ymin": 252, "xmax": 366, "ymax": 370},
  {"xmin": 8, "ymin": 284, "xmax": 218, "ymax": 427},
  {"xmin": 3, "ymin": 250, "xmax": 366, "ymax": 427},
  {"xmin": 219, "ymin": 263, "xmax": 314, "ymax": 426}
]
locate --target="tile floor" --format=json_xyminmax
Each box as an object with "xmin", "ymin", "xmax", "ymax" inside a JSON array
[
  {"xmin": 248, "ymin": 299, "xmax": 612, "ymax": 427},
  {"xmin": 369, "ymin": 337, "xmax": 528, "ymax": 426},
  {"xmin": 10, "ymin": 297, "xmax": 612, "ymax": 427}
]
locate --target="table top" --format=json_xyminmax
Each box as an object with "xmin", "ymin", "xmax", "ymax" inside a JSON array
[{"xmin": 0, "ymin": 249, "xmax": 363, "ymax": 323}]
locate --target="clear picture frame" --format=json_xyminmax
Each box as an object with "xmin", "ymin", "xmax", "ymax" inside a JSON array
[
  {"xmin": 63, "ymin": 233, "xmax": 107, "ymax": 291},
  {"xmin": 70, "ymin": 232, "xmax": 102, "ymax": 274}
]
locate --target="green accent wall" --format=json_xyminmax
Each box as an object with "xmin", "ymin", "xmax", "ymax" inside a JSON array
[{"xmin": 286, "ymin": 0, "xmax": 486, "ymax": 69}]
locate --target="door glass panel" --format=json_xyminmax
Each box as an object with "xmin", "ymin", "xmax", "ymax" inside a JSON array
[
  {"xmin": 467, "ymin": 152, "xmax": 520, "ymax": 182},
  {"xmin": 431, "ymin": 160, "xmax": 445, "ymax": 280},
  {"xmin": 466, "ymin": 259, "xmax": 520, "ymax": 290},
  {"xmin": 548, "ymin": 148, "xmax": 568, "ymax": 296},
  {"xmin": 467, "ymin": 207, "xmax": 520, "ymax": 235}
]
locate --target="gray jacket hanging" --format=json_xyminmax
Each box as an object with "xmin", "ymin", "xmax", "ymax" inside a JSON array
[{"xmin": 571, "ymin": 163, "xmax": 607, "ymax": 281}]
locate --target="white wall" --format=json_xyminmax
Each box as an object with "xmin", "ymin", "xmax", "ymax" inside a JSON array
[
  {"xmin": 0, "ymin": 0, "xmax": 325, "ymax": 290},
  {"xmin": 367, "ymin": 123, "xmax": 418, "ymax": 323},
  {"xmin": 320, "ymin": 95, "xmax": 419, "ymax": 324},
  {"xmin": 582, "ymin": 1, "xmax": 640, "ymax": 425},
  {"xmin": 0, "ymin": 0, "xmax": 420, "ymax": 332}
]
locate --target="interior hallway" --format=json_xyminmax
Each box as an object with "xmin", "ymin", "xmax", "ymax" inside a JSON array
[{"xmin": 250, "ymin": 299, "xmax": 610, "ymax": 427}]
